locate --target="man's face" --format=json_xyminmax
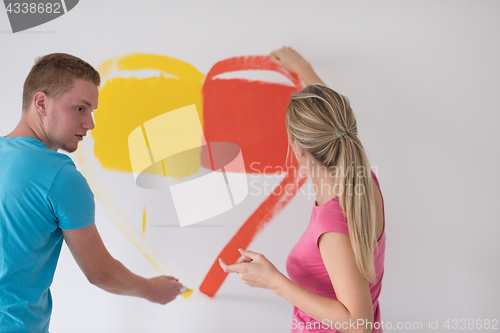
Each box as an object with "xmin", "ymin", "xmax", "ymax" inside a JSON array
[{"xmin": 43, "ymin": 79, "xmax": 98, "ymax": 152}]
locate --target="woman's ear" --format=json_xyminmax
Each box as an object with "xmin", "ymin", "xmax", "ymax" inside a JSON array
[{"xmin": 292, "ymin": 139, "xmax": 304, "ymax": 158}]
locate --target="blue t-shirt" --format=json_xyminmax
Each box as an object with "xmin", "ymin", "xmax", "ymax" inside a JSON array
[{"xmin": 0, "ymin": 136, "xmax": 95, "ymax": 333}]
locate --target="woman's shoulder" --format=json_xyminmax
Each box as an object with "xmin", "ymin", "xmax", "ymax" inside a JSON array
[{"xmin": 313, "ymin": 199, "xmax": 349, "ymax": 236}]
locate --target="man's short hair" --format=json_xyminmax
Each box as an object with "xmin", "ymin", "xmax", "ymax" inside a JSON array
[{"xmin": 22, "ymin": 53, "xmax": 101, "ymax": 112}]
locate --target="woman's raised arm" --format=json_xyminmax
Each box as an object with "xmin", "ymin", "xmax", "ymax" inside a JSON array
[{"xmin": 270, "ymin": 46, "xmax": 326, "ymax": 86}]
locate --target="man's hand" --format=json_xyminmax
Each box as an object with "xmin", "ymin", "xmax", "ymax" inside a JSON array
[{"xmin": 145, "ymin": 276, "xmax": 183, "ymax": 305}]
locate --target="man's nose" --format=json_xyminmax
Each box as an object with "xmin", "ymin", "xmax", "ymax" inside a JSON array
[{"xmin": 84, "ymin": 113, "xmax": 95, "ymax": 130}]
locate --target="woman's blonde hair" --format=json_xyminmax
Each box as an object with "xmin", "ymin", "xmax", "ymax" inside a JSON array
[{"xmin": 285, "ymin": 84, "xmax": 377, "ymax": 282}]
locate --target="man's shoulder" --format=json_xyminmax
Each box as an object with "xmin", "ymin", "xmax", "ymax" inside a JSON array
[
  {"xmin": 0, "ymin": 136, "xmax": 78, "ymax": 186},
  {"xmin": 1, "ymin": 136, "xmax": 73, "ymax": 163}
]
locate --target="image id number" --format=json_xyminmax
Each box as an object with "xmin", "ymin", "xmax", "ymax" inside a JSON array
[
  {"xmin": 444, "ymin": 319, "xmax": 499, "ymax": 330},
  {"xmin": 6, "ymin": 3, "xmax": 62, "ymax": 14}
]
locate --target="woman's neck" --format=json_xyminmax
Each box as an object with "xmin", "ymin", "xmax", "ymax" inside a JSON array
[{"xmin": 309, "ymin": 166, "xmax": 338, "ymax": 206}]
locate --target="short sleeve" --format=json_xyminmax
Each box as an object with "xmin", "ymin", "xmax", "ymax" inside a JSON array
[
  {"xmin": 47, "ymin": 162, "xmax": 95, "ymax": 230},
  {"xmin": 314, "ymin": 201, "xmax": 349, "ymax": 248}
]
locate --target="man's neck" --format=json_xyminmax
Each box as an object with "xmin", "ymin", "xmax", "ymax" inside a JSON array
[{"xmin": 5, "ymin": 115, "xmax": 51, "ymax": 149}]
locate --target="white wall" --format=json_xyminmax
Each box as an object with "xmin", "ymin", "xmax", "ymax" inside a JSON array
[{"xmin": 1, "ymin": 1, "xmax": 499, "ymax": 332}]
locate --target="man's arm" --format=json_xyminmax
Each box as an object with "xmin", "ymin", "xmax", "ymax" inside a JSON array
[{"xmin": 62, "ymin": 224, "xmax": 182, "ymax": 304}]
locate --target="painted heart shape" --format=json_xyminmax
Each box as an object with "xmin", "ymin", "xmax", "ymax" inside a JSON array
[{"xmin": 77, "ymin": 53, "xmax": 308, "ymax": 298}]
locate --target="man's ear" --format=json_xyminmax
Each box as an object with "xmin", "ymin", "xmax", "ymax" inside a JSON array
[{"xmin": 33, "ymin": 91, "xmax": 48, "ymax": 116}]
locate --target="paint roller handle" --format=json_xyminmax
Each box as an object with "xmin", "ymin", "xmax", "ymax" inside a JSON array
[{"xmin": 270, "ymin": 46, "xmax": 325, "ymax": 86}]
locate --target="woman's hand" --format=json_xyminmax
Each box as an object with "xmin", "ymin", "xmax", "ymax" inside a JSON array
[
  {"xmin": 270, "ymin": 46, "xmax": 325, "ymax": 86},
  {"xmin": 270, "ymin": 46, "xmax": 310, "ymax": 75},
  {"xmin": 219, "ymin": 249, "xmax": 286, "ymax": 292}
]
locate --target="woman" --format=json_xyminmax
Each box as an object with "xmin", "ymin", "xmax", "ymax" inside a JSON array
[{"xmin": 219, "ymin": 47, "xmax": 386, "ymax": 333}]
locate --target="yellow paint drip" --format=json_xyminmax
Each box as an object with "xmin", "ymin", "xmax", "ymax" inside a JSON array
[
  {"xmin": 92, "ymin": 53, "xmax": 205, "ymax": 179},
  {"xmin": 142, "ymin": 206, "xmax": 146, "ymax": 234}
]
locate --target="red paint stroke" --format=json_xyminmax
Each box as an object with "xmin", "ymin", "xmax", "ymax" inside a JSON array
[
  {"xmin": 199, "ymin": 55, "xmax": 306, "ymax": 297},
  {"xmin": 201, "ymin": 55, "xmax": 304, "ymax": 174},
  {"xmin": 199, "ymin": 163, "xmax": 307, "ymax": 297}
]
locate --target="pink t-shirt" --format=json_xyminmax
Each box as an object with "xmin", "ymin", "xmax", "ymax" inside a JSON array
[{"xmin": 286, "ymin": 171, "xmax": 386, "ymax": 333}]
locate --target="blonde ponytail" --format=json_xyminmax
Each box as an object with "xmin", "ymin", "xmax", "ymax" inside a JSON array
[{"xmin": 286, "ymin": 84, "xmax": 377, "ymax": 282}]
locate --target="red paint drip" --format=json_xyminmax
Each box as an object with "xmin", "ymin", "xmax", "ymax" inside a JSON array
[{"xmin": 199, "ymin": 162, "xmax": 307, "ymax": 297}]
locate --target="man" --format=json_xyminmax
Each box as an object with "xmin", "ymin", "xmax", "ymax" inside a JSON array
[{"xmin": 0, "ymin": 53, "xmax": 183, "ymax": 333}]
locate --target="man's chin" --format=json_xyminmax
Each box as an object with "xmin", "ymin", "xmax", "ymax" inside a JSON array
[{"xmin": 61, "ymin": 144, "xmax": 78, "ymax": 154}]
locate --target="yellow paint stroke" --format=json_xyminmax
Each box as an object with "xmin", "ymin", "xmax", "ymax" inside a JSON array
[
  {"xmin": 76, "ymin": 137, "xmax": 179, "ymax": 277},
  {"xmin": 128, "ymin": 104, "xmax": 205, "ymax": 184},
  {"xmin": 91, "ymin": 53, "xmax": 205, "ymax": 179},
  {"xmin": 180, "ymin": 288, "xmax": 193, "ymax": 298},
  {"xmin": 73, "ymin": 53, "xmax": 207, "ymax": 295},
  {"xmin": 142, "ymin": 206, "xmax": 146, "ymax": 234}
]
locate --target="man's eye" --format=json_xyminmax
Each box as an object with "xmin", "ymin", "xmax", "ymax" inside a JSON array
[{"xmin": 77, "ymin": 107, "xmax": 84, "ymax": 112}]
